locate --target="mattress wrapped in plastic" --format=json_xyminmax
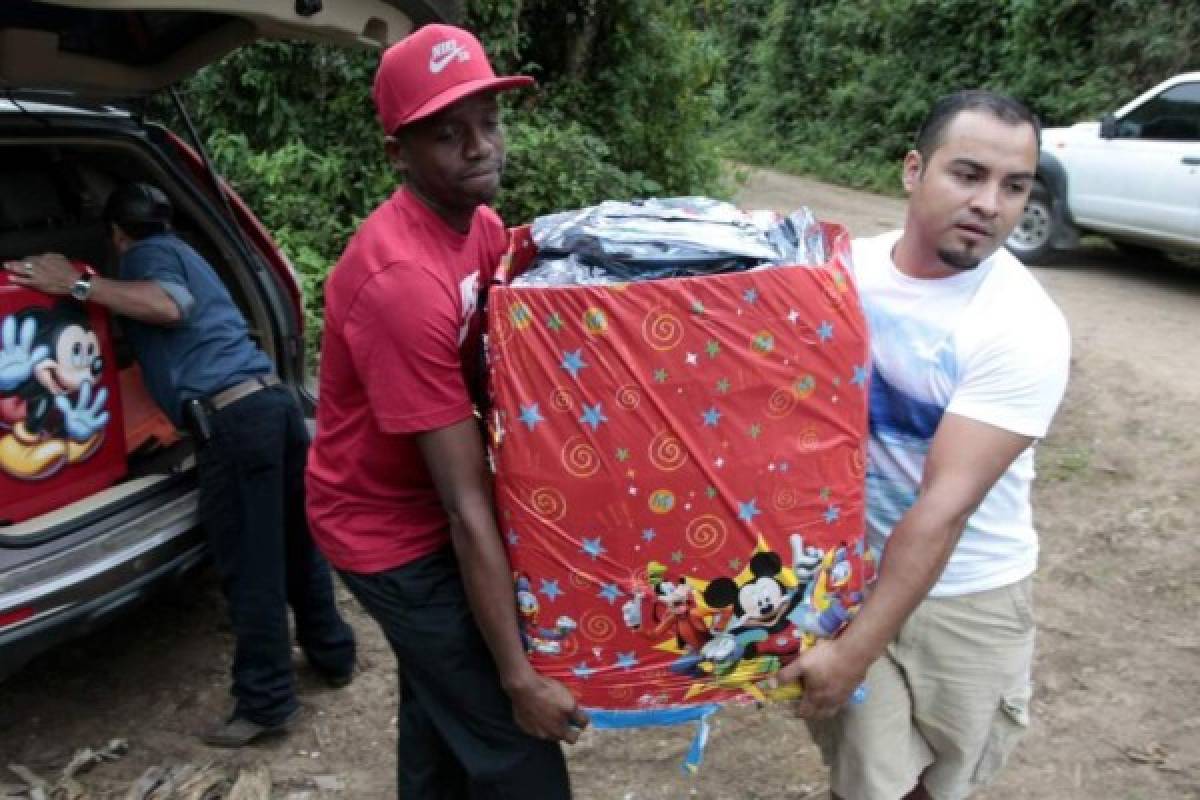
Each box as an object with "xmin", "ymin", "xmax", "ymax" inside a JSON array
[{"xmin": 486, "ymin": 199, "xmax": 872, "ymax": 768}]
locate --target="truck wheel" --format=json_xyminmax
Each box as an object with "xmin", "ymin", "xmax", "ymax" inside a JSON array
[{"xmin": 1006, "ymin": 183, "xmax": 1056, "ymax": 264}]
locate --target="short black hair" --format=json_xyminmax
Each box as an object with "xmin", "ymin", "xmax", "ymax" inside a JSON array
[
  {"xmin": 915, "ymin": 90, "xmax": 1041, "ymax": 161},
  {"xmin": 103, "ymin": 182, "xmax": 173, "ymax": 240}
]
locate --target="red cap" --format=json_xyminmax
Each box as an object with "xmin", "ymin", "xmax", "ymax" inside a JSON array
[{"xmin": 373, "ymin": 24, "xmax": 534, "ymax": 134}]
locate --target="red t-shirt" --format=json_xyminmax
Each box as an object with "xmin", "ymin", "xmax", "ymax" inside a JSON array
[{"xmin": 306, "ymin": 187, "xmax": 507, "ymax": 573}]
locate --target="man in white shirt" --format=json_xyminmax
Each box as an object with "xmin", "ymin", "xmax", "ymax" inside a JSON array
[{"xmin": 774, "ymin": 91, "xmax": 1070, "ymax": 799}]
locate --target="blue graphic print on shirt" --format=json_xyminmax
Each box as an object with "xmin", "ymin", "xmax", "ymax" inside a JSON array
[{"xmin": 861, "ymin": 299, "xmax": 959, "ymax": 536}]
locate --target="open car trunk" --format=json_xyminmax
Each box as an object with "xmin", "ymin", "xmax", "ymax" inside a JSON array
[
  {"xmin": 0, "ymin": 109, "xmax": 287, "ymax": 542},
  {"xmin": 0, "ymin": 0, "xmax": 469, "ymax": 543},
  {"xmin": 0, "ymin": 0, "xmax": 462, "ymax": 95},
  {"xmin": 0, "ymin": 0, "xmax": 463, "ymax": 679}
]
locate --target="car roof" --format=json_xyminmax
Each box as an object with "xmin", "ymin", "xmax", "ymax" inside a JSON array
[{"xmin": 0, "ymin": 0, "xmax": 458, "ymax": 96}]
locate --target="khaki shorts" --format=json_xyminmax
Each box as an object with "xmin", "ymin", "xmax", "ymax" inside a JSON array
[{"xmin": 807, "ymin": 578, "xmax": 1035, "ymax": 800}]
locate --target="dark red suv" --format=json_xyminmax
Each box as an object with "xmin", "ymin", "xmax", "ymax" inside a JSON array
[{"xmin": 0, "ymin": 0, "xmax": 452, "ymax": 680}]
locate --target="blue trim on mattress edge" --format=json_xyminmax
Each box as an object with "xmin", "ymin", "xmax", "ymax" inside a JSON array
[{"xmin": 583, "ymin": 704, "xmax": 721, "ymax": 773}]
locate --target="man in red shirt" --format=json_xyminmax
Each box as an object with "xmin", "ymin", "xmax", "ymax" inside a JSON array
[{"xmin": 306, "ymin": 23, "xmax": 586, "ymax": 797}]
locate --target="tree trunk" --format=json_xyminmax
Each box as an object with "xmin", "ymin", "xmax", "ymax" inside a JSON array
[{"xmin": 565, "ymin": 3, "xmax": 602, "ymax": 81}]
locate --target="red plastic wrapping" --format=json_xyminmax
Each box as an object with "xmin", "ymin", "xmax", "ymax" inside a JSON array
[
  {"xmin": 488, "ymin": 224, "xmax": 871, "ymax": 712},
  {"xmin": 0, "ymin": 264, "xmax": 126, "ymax": 524}
]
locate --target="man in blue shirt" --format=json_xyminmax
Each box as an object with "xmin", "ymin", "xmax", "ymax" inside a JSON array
[{"xmin": 6, "ymin": 182, "xmax": 355, "ymax": 747}]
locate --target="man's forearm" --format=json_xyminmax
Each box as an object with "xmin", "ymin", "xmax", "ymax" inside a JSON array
[
  {"xmin": 89, "ymin": 276, "xmax": 181, "ymax": 325},
  {"xmin": 445, "ymin": 494, "xmax": 537, "ymax": 688},
  {"xmin": 836, "ymin": 496, "xmax": 969, "ymax": 667}
]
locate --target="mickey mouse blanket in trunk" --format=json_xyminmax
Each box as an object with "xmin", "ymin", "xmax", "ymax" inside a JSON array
[{"xmin": 487, "ymin": 221, "xmax": 872, "ymax": 768}]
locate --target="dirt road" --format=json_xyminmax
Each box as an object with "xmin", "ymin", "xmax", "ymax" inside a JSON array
[{"xmin": 2, "ymin": 168, "xmax": 1197, "ymax": 799}]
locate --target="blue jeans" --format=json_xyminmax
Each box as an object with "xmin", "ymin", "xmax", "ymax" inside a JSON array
[
  {"xmin": 340, "ymin": 549, "xmax": 571, "ymax": 799},
  {"xmin": 196, "ymin": 385, "xmax": 355, "ymax": 725}
]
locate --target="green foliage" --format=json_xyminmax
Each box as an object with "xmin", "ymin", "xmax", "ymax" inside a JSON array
[
  {"xmin": 168, "ymin": 43, "xmax": 392, "ymax": 353},
  {"xmin": 719, "ymin": 0, "xmax": 1200, "ymax": 192},
  {"xmin": 203, "ymin": 131, "xmax": 393, "ymax": 353},
  {"xmin": 498, "ymin": 114, "xmax": 660, "ymax": 223},
  {"xmin": 167, "ymin": 3, "xmax": 727, "ymax": 353},
  {"xmin": 522, "ymin": 0, "xmax": 728, "ymax": 197},
  {"xmin": 181, "ymin": 42, "xmax": 380, "ymax": 154},
  {"xmin": 162, "ymin": 0, "xmax": 1199, "ymax": 358}
]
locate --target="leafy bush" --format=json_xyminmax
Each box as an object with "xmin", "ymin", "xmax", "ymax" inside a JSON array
[
  {"xmin": 499, "ymin": 114, "xmax": 660, "ymax": 223},
  {"xmin": 524, "ymin": 0, "xmax": 727, "ymax": 198},
  {"xmin": 202, "ymin": 132, "xmax": 390, "ymax": 352},
  {"xmin": 719, "ymin": 0, "xmax": 1200, "ymax": 192},
  {"xmin": 170, "ymin": 3, "xmax": 728, "ymax": 353}
]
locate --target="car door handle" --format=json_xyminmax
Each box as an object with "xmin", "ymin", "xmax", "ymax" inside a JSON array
[{"xmin": 1183, "ymin": 156, "xmax": 1200, "ymax": 166}]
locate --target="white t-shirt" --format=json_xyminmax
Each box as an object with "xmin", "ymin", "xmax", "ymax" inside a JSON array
[{"xmin": 852, "ymin": 231, "xmax": 1070, "ymax": 597}]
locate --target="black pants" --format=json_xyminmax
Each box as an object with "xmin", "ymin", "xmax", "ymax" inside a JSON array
[
  {"xmin": 340, "ymin": 549, "xmax": 571, "ymax": 799},
  {"xmin": 196, "ymin": 386, "xmax": 355, "ymax": 725}
]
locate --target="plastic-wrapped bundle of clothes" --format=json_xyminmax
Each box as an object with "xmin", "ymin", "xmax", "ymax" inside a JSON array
[
  {"xmin": 487, "ymin": 197, "xmax": 871, "ymax": 772},
  {"xmin": 514, "ymin": 196, "xmax": 828, "ymax": 285}
]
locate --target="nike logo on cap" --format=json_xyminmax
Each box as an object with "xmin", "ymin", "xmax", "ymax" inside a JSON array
[{"xmin": 429, "ymin": 39, "xmax": 470, "ymax": 74}]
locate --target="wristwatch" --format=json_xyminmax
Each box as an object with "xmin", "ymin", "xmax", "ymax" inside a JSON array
[{"xmin": 69, "ymin": 274, "xmax": 93, "ymax": 302}]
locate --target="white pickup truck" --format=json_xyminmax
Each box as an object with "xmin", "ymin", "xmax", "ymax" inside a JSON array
[{"xmin": 1006, "ymin": 72, "xmax": 1200, "ymax": 263}]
